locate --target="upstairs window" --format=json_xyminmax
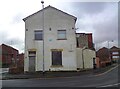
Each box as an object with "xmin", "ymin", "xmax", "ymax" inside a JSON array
[
  {"xmin": 34, "ymin": 30, "xmax": 43, "ymax": 40},
  {"xmin": 57, "ymin": 30, "xmax": 66, "ymax": 40},
  {"xmin": 112, "ymin": 52, "xmax": 119, "ymax": 55}
]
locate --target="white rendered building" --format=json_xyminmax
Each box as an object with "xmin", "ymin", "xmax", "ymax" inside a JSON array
[{"xmin": 23, "ymin": 5, "xmax": 77, "ymax": 72}]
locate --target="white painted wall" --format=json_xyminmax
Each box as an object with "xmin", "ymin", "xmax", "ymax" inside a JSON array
[
  {"xmin": 76, "ymin": 48, "xmax": 83, "ymax": 69},
  {"xmin": 76, "ymin": 48, "xmax": 96, "ymax": 69},
  {"xmin": 24, "ymin": 6, "xmax": 77, "ymax": 72},
  {"xmin": 83, "ymin": 49, "xmax": 96, "ymax": 69}
]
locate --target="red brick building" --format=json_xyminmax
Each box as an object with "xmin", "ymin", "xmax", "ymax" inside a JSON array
[
  {"xmin": 96, "ymin": 47, "xmax": 111, "ymax": 68},
  {"xmin": 110, "ymin": 46, "xmax": 120, "ymax": 63},
  {"xmin": 87, "ymin": 33, "xmax": 93, "ymax": 49},
  {"xmin": 76, "ymin": 33, "xmax": 94, "ymax": 50},
  {"xmin": 18, "ymin": 53, "xmax": 24, "ymax": 67},
  {"xmin": 0, "ymin": 44, "xmax": 19, "ymax": 68}
]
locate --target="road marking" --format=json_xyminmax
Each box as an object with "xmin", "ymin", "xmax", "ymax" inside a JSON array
[
  {"xmin": 99, "ymin": 83, "xmax": 120, "ymax": 87},
  {"xmin": 95, "ymin": 64, "xmax": 120, "ymax": 76}
]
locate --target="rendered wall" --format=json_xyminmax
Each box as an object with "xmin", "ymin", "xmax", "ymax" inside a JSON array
[{"xmin": 24, "ymin": 7, "xmax": 77, "ymax": 72}]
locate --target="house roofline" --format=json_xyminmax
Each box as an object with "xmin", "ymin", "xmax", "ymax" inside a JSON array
[
  {"xmin": 23, "ymin": 5, "xmax": 77, "ymax": 22},
  {"xmin": 1, "ymin": 43, "xmax": 19, "ymax": 52}
]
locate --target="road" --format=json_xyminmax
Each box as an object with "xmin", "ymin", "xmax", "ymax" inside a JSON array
[{"xmin": 2, "ymin": 64, "xmax": 120, "ymax": 88}]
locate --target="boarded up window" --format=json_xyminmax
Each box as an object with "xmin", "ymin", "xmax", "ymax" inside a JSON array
[{"xmin": 52, "ymin": 50, "xmax": 62, "ymax": 66}]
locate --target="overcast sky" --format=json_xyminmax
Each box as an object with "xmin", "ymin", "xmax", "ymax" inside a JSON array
[{"xmin": 0, "ymin": 0, "xmax": 118, "ymax": 53}]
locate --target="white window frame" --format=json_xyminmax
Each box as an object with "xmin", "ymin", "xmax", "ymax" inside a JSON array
[
  {"xmin": 112, "ymin": 52, "xmax": 119, "ymax": 55},
  {"xmin": 57, "ymin": 30, "xmax": 66, "ymax": 40},
  {"xmin": 34, "ymin": 30, "xmax": 43, "ymax": 40}
]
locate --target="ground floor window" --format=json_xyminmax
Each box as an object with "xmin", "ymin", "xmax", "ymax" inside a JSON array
[
  {"xmin": 51, "ymin": 49, "xmax": 62, "ymax": 66},
  {"xmin": 112, "ymin": 56, "xmax": 119, "ymax": 59}
]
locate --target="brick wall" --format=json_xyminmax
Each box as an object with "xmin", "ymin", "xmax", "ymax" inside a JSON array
[{"xmin": 1, "ymin": 44, "xmax": 19, "ymax": 68}]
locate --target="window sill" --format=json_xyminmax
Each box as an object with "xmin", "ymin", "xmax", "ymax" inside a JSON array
[
  {"xmin": 34, "ymin": 39, "xmax": 43, "ymax": 41},
  {"xmin": 57, "ymin": 39, "xmax": 67, "ymax": 40},
  {"xmin": 50, "ymin": 65, "xmax": 63, "ymax": 67}
]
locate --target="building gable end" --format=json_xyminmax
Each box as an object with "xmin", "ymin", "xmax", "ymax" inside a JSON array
[{"xmin": 23, "ymin": 5, "xmax": 77, "ymax": 22}]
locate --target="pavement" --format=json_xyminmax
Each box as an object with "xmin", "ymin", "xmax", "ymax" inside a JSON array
[
  {"xmin": 1, "ymin": 63, "xmax": 118, "ymax": 80},
  {"xmin": 0, "ymin": 68, "xmax": 9, "ymax": 74},
  {"xmin": 2, "ymin": 64, "xmax": 119, "ymax": 87}
]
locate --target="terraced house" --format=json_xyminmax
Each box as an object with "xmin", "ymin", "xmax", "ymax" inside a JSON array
[
  {"xmin": 23, "ymin": 5, "xmax": 96, "ymax": 72},
  {"xmin": 23, "ymin": 5, "xmax": 77, "ymax": 72}
]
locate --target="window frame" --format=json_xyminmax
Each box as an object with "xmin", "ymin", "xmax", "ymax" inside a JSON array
[
  {"xmin": 51, "ymin": 50, "xmax": 62, "ymax": 66},
  {"xmin": 57, "ymin": 30, "xmax": 67, "ymax": 40},
  {"xmin": 112, "ymin": 52, "xmax": 119, "ymax": 55},
  {"xmin": 34, "ymin": 30, "xmax": 43, "ymax": 40},
  {"xmin": 112, "ymin": 56, "xmax": 119, "ymax": 58}
]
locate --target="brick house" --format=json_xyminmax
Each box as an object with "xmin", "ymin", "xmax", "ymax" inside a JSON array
[
  {"xmin": 96, "ymin": 47, "xmax": 111, "ymax": 68},
  {"xmin": 110, "ymin": 46, "xmax": 120, "ymax": 63},
  {"xmin": 18, "ymin": 53, "xmax": 24, "ymax": 67},
  {"xmin": 0, "ymin": 44, "xmax": 19, "ymax": 68}
]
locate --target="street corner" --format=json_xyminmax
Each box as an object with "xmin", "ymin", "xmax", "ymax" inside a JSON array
[{"xmin": 94, "ymin": 64, "xmax": 119, "ymax": 77}]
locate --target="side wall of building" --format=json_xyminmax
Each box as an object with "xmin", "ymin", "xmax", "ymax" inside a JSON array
[
  {"xmin": 1, "ymin": 44, "xmax": 19, "ymax": 68},
  {"xmin": 24, "ymin": 7, "xmax": 77, "ymax": 72}
]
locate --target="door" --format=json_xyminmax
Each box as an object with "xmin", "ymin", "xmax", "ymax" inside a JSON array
[{"xmin": 29, "ymin": 56, "xmax": 35, "ymax": 72}]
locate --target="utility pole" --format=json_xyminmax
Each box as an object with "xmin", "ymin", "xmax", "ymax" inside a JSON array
[
  {"xmin": 41, "ymin": 0, "xmax": 45, "ymax": 75},
  {"xmin": 107, "ymin": 40, "xmax": 114, "ymax": 49}
]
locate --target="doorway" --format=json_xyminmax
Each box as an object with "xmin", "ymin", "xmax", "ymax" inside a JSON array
[
  {"xmin": 28, "ymin": 51, "xmax": 36, "ymax": 72},
  {"xmin": 29, "ymin": 56, "xmax": 35, "ymax": 72}
]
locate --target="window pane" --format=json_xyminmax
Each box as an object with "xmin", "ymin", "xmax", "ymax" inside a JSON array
[
  {"xmin": 58, "ymin": 30, "xmax": 66, "ymax": 39},
  {"xmin": 112, "ymin": 56, "xmax": 119, "ymax": 58},
  {"xmin": 34, "ymin": 30, "xmax": 43, "ymax": 40},
  {"xmin": 112, "ymin": 52, "xmax": 119, "ymax": 55}
]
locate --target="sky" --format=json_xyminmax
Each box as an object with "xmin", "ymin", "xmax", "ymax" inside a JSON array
[{"xmin": 0, "ymin": 0, "xmax": 119, "ymax": 53}]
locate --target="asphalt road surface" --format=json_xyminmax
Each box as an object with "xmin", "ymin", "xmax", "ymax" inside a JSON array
[{"xmin": 2, "ymin": 64, "xmax": 120, "ymax": 88}]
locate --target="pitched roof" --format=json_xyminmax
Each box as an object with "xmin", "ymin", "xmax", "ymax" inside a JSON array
[
  {"xmin": 110, "ymin": 46, "xmax": 119, "ymax": 49},
  {"xmin": 96, "ymin": 47, "xmax": 108, "ymax": 53},
  {"xmin": 23, "ymin": 5, "xmax": 77, "ymax": 22},
  {"xmin": 1, "ymin": 44, "xmax": 18, "ymax": 51},
  {"xmin": 110, "ymin": 46, "xmax": 120, "ymax": 51},
  {"xmin": 96, "ymin": 47, "xmax": 109, "ymax": 58}
]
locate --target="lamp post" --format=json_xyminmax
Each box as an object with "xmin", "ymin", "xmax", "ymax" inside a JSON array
[
  {"xmin": 107, "ymin": 40, "xmax": 114, "ymax": 64},
  {"xmin": 41, "ymin": 0, "xmax": 45, "ymax": 75},
  {"xmin": 107, "ymin": 40, "xmax": 114, "ymax": 49}
]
